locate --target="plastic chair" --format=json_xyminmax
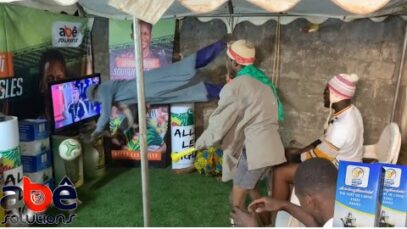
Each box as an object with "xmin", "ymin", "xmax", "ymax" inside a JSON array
[{"xmin": 363, "ymin": 122, "xmax": 401, "ymax": 164}]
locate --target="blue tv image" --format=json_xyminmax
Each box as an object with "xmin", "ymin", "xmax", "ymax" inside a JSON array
[{"xmin": 50, "ymin": 74, "xmax": 101, "ymax": 131}]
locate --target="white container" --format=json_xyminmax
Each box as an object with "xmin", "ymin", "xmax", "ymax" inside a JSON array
[
  {"xmin": 170, "ymin": 104, "xmax": 196, "ymax": 170},
  {"xmin": 51, "ymin": 135, "xmax": 84, "ymax": 188},
  {"xmin": 83, "ymin": 138, "xmax": 105, "ymax": 180}
]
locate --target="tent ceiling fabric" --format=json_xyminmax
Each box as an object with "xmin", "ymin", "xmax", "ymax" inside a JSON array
[
  {"xmin": 247, "ymin": 0, "xmax": 301, "ymax": 13},
  {"xmin": 331, "ymin": 0, "xmax": 392, "ymax": 15},
  {"xmin": 107, "ymin": 0, "xmax": 174, "ymax": 24},
  {"xmin": 5, "ymin": 0, "xmax": 407, "ymax": 22},
  {"xmin": 178, "ymin": 0, "xmax": 228, "ymax": 14},
  {"xmin": 79, "ymin": 0, "xmax": 407, "ymax": 19}
]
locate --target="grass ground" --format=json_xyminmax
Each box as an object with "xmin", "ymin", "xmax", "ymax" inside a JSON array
[{"xmin": 65, "ymin": 167, "xmax": 233, "ymax": 227}]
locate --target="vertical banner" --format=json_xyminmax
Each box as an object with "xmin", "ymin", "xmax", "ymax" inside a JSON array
[
  {"xmin": 0, "ymin": 116, "xmax": 23, "ymax": 226},
  {"xmin": 0, "ymin": 4, "xmax": 94, "ymax": 120},
  {"xmin": 108, "ymin": 19, "xmax": 175, "ymax": 166},
  {"xmin": 170, "ymin": 104, "xmax": 196, "ymax": 169}
]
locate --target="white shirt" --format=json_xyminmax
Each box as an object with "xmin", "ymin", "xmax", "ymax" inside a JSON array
[
  {"xmin": 324, "ymin": 105, "xmax": 364, "ymax": 162},
  {"xmin": 301, "ymin": 105, "xmax": 364, "ymax": 163},
  {"xmin": 323, "ymin": 218, "xmax": 334, "ymax": 227}
]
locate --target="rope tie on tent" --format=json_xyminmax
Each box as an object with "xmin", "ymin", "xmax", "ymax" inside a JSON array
[{"xmin": 272, "ymin": 16, "xmax": 281, "ymax": 87}]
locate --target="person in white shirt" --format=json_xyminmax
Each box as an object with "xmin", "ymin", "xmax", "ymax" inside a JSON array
[
  {"xmin": 231, "ymin": 158, "xmax": 337, "ymax": 227},
  {"xmin": 272, "ymin": 73, "xmax": 363, "ymax": 204}
]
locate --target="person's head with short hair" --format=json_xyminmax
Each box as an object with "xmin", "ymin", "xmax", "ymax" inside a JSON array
[
  {"xmin": 72, "ymin": 85, "xmax": 80, "ymax": 103},
  {"xmin": 39, "ymin": 49, "xmax": 67, "ymax": 94},
  {"xmin": 294, "ymin": 158, "xmax": 338, "ymax": 226},
  {"xmin": 130, "ymin": 20, "xmax": 153, "ymax": 58},
  {"xmin": 225, "ymin": 40, "xmax": 256, "ymax": 80}
]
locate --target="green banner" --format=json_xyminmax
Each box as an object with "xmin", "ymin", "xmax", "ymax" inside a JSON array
[
  {"xmin": 108, "ymin": 19, "xmax": 175, "ymax": 165},
  {"xmin": 0, "ymin": 4, "xmax": 93, "ymax": 120},
  {"xmin": 109, "ymin": 18, "xmax": 175, "ymax": 79}
]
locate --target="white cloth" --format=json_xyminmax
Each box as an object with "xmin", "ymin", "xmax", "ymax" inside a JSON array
[
  {"xmin": 301, "ymin": 105, "xmax": 364, "ymax": 162},
  {"xmin": 324, "ymin": 105, "xmax": 364, "ymax": 162},
  {"xmin": 323, "ymin": 218, "xmax": 334, "ymax": 227}
]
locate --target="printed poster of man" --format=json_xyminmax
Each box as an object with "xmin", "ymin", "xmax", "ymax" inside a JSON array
[
  {"xmin": 0, "ymin": 4, "xmax": 93, "ymax": 121},
  {"xmin": 108, "ymin": 19, "xmax": 175, "ymax": 165}
]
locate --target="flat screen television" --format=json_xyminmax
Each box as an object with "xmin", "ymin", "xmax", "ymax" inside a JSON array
[{"xmin": 49, "ymin": 74, "xmax": 101, "ymax": 133}]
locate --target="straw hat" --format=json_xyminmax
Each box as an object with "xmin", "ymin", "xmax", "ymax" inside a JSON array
[{"xmin": 226, "ymin": 40, "xmax": 256, "ymax": 66}]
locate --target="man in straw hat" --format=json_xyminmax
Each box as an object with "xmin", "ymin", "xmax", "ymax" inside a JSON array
[
  {"xmin": 271, "ymin": 73, "xmax": 363, "ymax": 209},
  {"xmin": 195, "ymin": 40, "xmax": 285, "ymax": 224}
]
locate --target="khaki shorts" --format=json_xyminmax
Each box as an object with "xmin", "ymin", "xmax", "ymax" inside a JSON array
[{"xmin": 233, "ymin": 151, "xmax": 268, "ymax": 190}]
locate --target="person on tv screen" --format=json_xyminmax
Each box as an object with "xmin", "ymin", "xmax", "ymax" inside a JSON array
[{"xmin": 67, "ymin": 85, "xmax": 87, "ymax": 122}]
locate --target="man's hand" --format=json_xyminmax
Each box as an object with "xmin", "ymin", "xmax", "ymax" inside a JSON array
[
  {"xmin": 230, "ymin": 206, "xmax": 258, "ymax": 227},
  {"xmin": 248, "ymin": 197, "xmax": 287, "ymax": 213}
]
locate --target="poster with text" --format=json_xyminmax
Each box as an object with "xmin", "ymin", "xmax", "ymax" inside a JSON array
[
  {"xmin": 108, "ymin": 18, "xmax": 175, "ymax": 166},
  {"xmin": 0, "ymin": 4, "xmax": 93, "ymax": 121}
]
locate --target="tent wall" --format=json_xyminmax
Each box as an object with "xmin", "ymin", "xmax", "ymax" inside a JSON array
[
  {"xmin": 180, "ymin": 16, "xmax": 406, "ymax": 150},
  {"xmin": 91, "ymin": 17, "xmax": 110, "ymax": 82},
  {"xmin": 394, "ymin": 56, "xmax": 407, "ymax": 163}
]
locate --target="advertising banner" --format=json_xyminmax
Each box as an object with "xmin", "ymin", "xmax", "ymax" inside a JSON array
[{"xmin": 108, "ymin": 18, "xmax": 175, "ymax": 166}]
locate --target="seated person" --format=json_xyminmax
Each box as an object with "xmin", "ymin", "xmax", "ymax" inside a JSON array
[
  {"xmin": 272, "ymin": 73, "xmax": 363, "ymax": 203},
  {"xmin": 231, "ymin": 158, "xmax": 337, "ymax": 227}
]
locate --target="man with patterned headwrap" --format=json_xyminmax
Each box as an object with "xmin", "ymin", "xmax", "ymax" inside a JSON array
[
  {"xmin": 195, "ymin": 40, "xmax": 286, "ymax": 224},
  {"xmin": 271, "ymin": 73, "xmax": 364, "ymax": 204}
]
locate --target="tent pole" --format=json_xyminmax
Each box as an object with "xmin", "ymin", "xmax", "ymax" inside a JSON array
[
  {"xmin": 133, "ymin": 16, "xmax": 150, "ymax": 227},
  {"xmin": 391, "ymin": 24, "xmax": 407, "ymax": 122}
]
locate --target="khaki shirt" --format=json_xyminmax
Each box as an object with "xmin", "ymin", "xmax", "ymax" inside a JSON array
[{"xmin": 195, "ymin": 75, "xmax": 286, "ymax": 181}]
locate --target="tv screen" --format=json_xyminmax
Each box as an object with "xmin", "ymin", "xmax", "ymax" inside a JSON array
[{"xmin": 49, "ymin": 74, "xmax": 101, "ymax": 132}]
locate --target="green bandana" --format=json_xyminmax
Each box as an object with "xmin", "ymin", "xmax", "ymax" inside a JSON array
[{"xmin": 236, "ymin": 65, "xmax": 284, "ymax": 121}]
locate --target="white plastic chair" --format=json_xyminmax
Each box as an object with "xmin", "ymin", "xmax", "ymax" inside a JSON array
[
  {"xmin": 363, "ymin": 122, "xmax": 401, "ymax": 164},
  {"xmin": 276, "ymin": 123, "xmax": 402, "ymax": 227}
]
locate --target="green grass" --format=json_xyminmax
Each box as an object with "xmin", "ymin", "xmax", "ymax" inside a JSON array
[{"xmin": 65, "ymin": 167, "xmax": 233, "ymax": 227}]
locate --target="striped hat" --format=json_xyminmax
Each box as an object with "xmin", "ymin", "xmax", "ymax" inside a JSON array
[
  {"xmin": 226, "ymin": 40, "xmax": 256, "ymax": 66},
  {"xmin": 328, "ymin": 73, "xmax": 359, "ymax": 103}
]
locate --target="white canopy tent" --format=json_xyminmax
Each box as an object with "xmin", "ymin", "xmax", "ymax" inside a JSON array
[{"xmin": 2, "ymin": 0, "xmax": 407, "ymax": 226}]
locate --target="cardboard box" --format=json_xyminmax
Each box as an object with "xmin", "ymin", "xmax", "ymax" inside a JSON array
[
  {"xmin": 20, "ymin": 138, "xmax": 50, "ymax": 156},
  {"xmin": 24, "ymin": 166, "xmax": 53, "ymax": 184},
  {"xmin": 18, "ymin": 119, "xmax": 49, "ymax": 142},
  {"xmin": 379, "ymin": 163, "xmax": 407, "ymax": 227},
  {"xmin": 333, "ymin": 161, "xmax": 384, "ymax": 227},
  {"xmin": 21, "ymin": 151, "xmax": 52, "ymax": 173}
]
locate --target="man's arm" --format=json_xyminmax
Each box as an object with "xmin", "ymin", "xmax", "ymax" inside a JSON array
[
  {"xmin": 195, "ymin": 84, "xmax": 238, "ymax": 150},
  {"xmin": 92, "ymin": 84, "xmax": 113, "ymax": 138},
  {"xmin": 249, "ymin": 197, "xmax": 319, "ymax": 227},
  {"xmin": 289, "ymin": 139, "xmax": 322, "ymax": 156},
  {"xmin": 280, "ymin": 201, "xmax": 319, "ymax": 227}
]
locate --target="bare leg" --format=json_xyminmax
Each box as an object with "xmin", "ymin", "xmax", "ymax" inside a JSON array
[
  {"xmin": 249, "ymin": 184, "xmax": 271, "ymax": 226},
  {"xmin": 231, "ymin": 185, "xmax": 249, "ymax": 210},
  {"xmin": 272, "ymin": 163, "xmax": 298, "ymax": 201}
]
